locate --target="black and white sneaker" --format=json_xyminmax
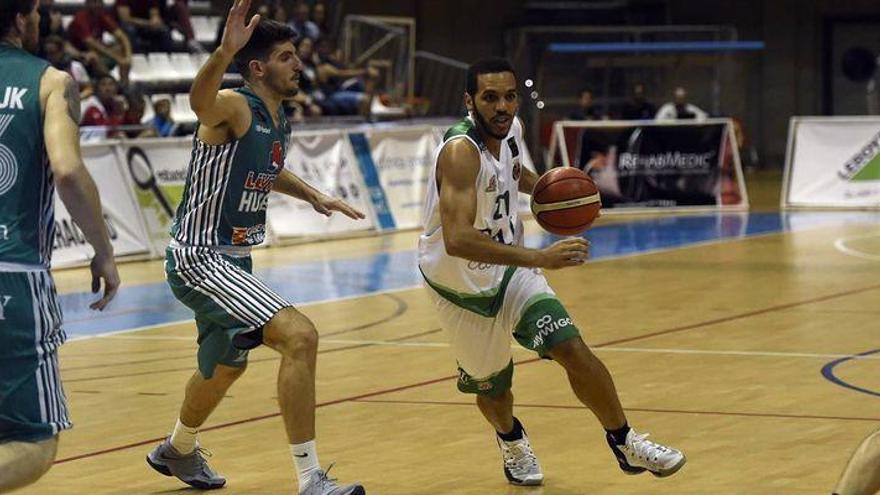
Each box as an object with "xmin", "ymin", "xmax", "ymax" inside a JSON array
[
  {"xmin": 496, "ymin": 430, "xmax": 544, "ymax": 486},
  {"xmin": 607, "ymin": 428, "xmax": 686, "ymax": 478}
]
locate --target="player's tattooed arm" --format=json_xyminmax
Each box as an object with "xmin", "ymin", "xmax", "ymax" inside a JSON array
[{"xmin": 62, "ymin": 74, "xmax": 81, "ymax": 124}]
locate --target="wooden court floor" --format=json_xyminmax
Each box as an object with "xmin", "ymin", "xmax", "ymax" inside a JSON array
[{"xmin": 18, "ymin": 203, "xmax": 880, "ymax": 493}]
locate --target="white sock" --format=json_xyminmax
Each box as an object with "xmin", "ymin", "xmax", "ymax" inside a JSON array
[
  {"xmin": 169, "ymin": 418, "xmax": 198, "ymax": 454},
  {"xmin": 291, "ymin": 440, "xmax": 320, "ymax": 490}
]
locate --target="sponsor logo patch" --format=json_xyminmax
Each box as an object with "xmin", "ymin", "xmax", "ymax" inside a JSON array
[
  {"xmin": 485, "ymin": 175, "xmax": 498, "ymax": 192},
  {"xmin": 270, "ymin": 141, "xmax": 284, "ymax": 173},
  {"xmin": 532, "ymin": 313, "xmax": 573, "ymax": 348},
  {"xmin": 231, "ymin": 224, "xmax": 266, "ymax": 245}
]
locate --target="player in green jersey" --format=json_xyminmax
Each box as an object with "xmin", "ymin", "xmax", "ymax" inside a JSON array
[{"xmin": 0, "ymin": 0, "xmax": 119, "ymax": 491}]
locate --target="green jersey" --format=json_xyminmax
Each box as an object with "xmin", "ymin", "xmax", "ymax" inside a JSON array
[
  {"xmin": 170, "ymin": 86, "xmax": 290, "ymax": 248},
  {"xmin": 0, "ymin": 44, "xmax": 52, "ymax": 268}
]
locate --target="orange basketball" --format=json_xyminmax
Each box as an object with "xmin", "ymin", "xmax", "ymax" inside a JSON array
[{"xmin": 530, "ymin": 167, "xmax": 602, "ymax": 236}]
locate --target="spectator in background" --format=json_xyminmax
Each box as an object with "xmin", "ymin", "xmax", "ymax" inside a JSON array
[
  {"xmin": 122, "ymin": 90, "xmax": 155, "ymax": 137},
  {"xmin": 115, "ymin": 0, "xmax": 173, "ymax": 53},
  {"xmin": 67, "ymin": 0, "xmax": 133, "ymax": 86},
  {"xmin": 567, "ymin": 88, "xmax": 602, "ymax": 120},
  {"xmin": 655, "ymin": 86, "xmax": 707, "ymax": 121},
  {"xmin": 165, "ymin": 0, "xmax": 204, "ymax": 53},
  {"xmin": 81, "ymin": 75, "xmax": 124, "ymax": 139},
  {"xmin": 313, "ymin": 36, "xmax": 378, "ymax": 115},
  {"xmin": 151, "ymin": 98, "xmax": 179, "ymax": 137},
  {"xmin": 289, "ymin": 1, "xmax": 319, "ymax": 41},
  {"xmin": 37, "ymin": 0, "xmax": 64, "ymax": 42},
  {"xmin": 293, "ymin": 37, "xmax": 328, "ymax": 116},
  {"xmin": 621, "ymin": 83, "xmax": 655, "ymax": 120},
  {"xmin": 43, "ymin": 35, "xmax": 93, "ymax": 99},
  {"xmin": 312, "ymin": 2, "xmax": 329, "ymax": 38}
]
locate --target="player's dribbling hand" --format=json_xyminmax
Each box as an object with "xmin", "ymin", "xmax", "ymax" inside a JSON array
[
  {"xmin": 219, "ymin": 0, "xmax": 261, "ymax": 56},
  {"xmin": 89, "ymin": 253, "xmax": 120, "ymax": 311},
  {"xmin": 538, "ymin": 238, "xmax": 590, "ymax": 269},
  {"xmin": 312, "ymin": 193, "xmax": 367, "ymax": 220}
]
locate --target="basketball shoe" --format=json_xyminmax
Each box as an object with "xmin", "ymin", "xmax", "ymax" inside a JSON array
[
  {"xmin": 496, "ymin": 430, "xmax": 544, "ymax": 485},
  {"xmin": 146, "ymin": 438, "xmax": 226, "ymax": 489},
  {"xmin": 606, "ymin": 428, "xmax": 686, "ymax": 477},
  {"xmin": 298, "ymin": 464, "xmax": 365, "ymax": 495}
]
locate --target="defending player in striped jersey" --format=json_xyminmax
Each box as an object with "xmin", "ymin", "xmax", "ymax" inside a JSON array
[
  {"xmin": 0, "ymin": 0, "xmax": 120, "ymax": 490},
  {"xmin": 418, "ymin": 58, "xmax": 686, "ymax": 486},
  {"xmin": 145, "ymin": 2, "xmax": 366, "ymax": 494}
]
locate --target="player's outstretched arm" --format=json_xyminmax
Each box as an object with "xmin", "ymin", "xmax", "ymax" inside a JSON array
[
  {"xmin": 42, "ymin": 69, "xmax": 120, "ymax": 310},
  {"xmin": 272, "ymin": 169, "xmax": 365, "ymax": 220},
  {"xmin": 439, "ymin": 140, "xmax": 588, "ymax": 270},
  {"xmin": 189, "ymin": 0, "xmax": 259, "ymax": 127}
]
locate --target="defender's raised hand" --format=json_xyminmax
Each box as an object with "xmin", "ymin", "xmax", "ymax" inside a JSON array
[{"xmin": 219, "ymin": 0, "xmax": 261, "ymax": 56}]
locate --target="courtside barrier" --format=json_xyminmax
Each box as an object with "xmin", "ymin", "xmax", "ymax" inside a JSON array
[
  {"xmin": 782, "ymin": 117, "xmax": 880, "ymax": 209},
  {"xmin": 53, "ymin": 142, "xmax": 151, "ymax": 268},
  {"xmin": 548, "ymin": 118, "xmax": 748, "ymax": 212},
  {"xmin": 55, "ymin": 119, "xmax": 537, "ymax": 267}
]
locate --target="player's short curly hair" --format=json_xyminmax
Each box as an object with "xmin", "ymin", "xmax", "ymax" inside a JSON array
[
  {"xmin": 465, "ymin": 57, "xmax": 516, "ymax": 97},
  {"xmin": 0, "ymin": 0, "xmax": 37, "ymax": 40},
  {"xmin": 234, "ymin": 19, "xmax": 297, "ymax": 80}
]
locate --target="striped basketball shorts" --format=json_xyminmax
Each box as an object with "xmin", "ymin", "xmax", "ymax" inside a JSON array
[
  {"xmin": 165, "ymin": 246, "xmax": 292, "ymax": 379},
  {"xmin": 0, "ymin": 270, "xmax": 71, "ymax": 442}
]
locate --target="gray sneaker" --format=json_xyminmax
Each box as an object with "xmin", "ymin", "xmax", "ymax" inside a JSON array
[
  {"xmin": 299, "ymin": 464, "xmax": 365, "ymax": 495},
  {"xmin": 146, "ymin": 438, "xmax": 226, "ymax": 490}
]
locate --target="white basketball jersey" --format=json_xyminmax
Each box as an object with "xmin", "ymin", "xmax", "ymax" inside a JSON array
[{"xmin": 418, "ymin": 116, "xmax": 526, "ymax": 302}]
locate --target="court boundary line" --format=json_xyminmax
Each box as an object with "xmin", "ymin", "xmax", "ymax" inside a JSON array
[{"xmin": 53, "ymin": 280, "xmax": 880, "ymax": 464}]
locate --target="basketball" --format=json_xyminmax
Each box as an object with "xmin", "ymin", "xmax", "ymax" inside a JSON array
[{"xmin": 530, "ymin": 167, "xmax": 602, "ymax": 236}]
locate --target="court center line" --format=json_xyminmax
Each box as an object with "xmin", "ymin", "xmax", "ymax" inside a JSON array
[{"xmin": 350, "ymin": 398, "xmax": 880, "ymax": 423}]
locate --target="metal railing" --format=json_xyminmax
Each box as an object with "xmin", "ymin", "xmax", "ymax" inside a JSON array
[
  {"xmin": 414, "ymin": 51, "xmax": 467, "ymax": 117},
  {"xmin": 342, "ymin": 15, "xmax": 415, "ymax": 99}
]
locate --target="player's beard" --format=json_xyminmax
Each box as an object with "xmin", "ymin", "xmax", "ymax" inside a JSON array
[
  {"xmin": 472, "ymin": 106, "xmax": 509, "ymax": 140},
  {"xmin": 266, "ymin": 67, "xmax": 300, "ymax": 99}
]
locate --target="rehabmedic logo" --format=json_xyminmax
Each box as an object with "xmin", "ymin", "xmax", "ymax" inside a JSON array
[
  {"xmin": 838, "ymin": 130, "xmax": 880, "ymax": 182},
  {"xmin": 617, "ymin": 151, "xmax": 715, "ymax": 175}
]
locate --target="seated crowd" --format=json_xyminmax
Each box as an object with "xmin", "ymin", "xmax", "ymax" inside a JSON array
[{"xmin": 35, "ymin": 0, "xmax": 379, "ymax": 139}]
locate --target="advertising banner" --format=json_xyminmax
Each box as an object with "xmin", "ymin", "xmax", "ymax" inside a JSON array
[
  {"xmin": 552, "ymin": 119, "xmax": 747, "ymax": 210},
  {"xmin": 268, "ymin": 130, "xmax": 376, "ymax": 238},
  {"xmin": 117, "ymin": 138, "xmax": 192, "ymax": 253},
  {"xmin": 52, "ymin": 142, "xmax": 150, "ymax": 267},
  {"xmin": 365, "ymin": 126, "xmax": 438, "ymax": 229},
  {"xmin": 783, "ymin": 117, "xmax": 880, "ymax": 208}
]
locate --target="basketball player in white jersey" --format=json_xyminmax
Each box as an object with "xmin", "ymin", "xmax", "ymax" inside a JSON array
[{"xmin": 418, "ymin": 57, "xmax": 686, "ymax": 486}]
